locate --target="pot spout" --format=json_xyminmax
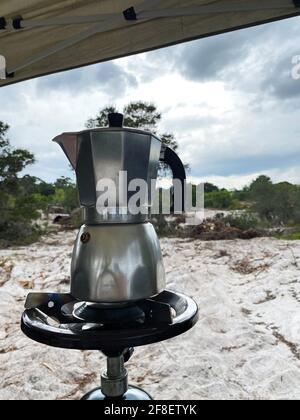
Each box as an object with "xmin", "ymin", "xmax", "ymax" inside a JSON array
[{"xmin": 53, "ymin": 133, "xmax": 78, "ymax": 169}]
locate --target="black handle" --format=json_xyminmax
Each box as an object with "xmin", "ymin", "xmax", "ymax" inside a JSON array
[{"xmin": 160, "ymin": 146, "xmax": 186, "ymax": 213}]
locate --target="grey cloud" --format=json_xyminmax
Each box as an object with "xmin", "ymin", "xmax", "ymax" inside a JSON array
[
  {"xmin": 175, "ymin": 15, "xmax": 300, "ymax": 102},
  {"xmin": 85, "ymin": 14, "xmax": 300, "ymax": 90},
  {"xmin": 261, "ymin": 53, "xmax": 300, "ymax": 101},
  {"xmin": 126, "ymin": 45, "xmax": 179, "ymax": 83},
  {"xmin": 178, "ymin": 33, "xmax": 250, "ymax": 81},
  {"xmin": 175, "ymin": 21, "xmax": 277, "ymax": 82},
  {"xmin": 36, "ymin": 61, "xmax": 138, "ymax": 95}
]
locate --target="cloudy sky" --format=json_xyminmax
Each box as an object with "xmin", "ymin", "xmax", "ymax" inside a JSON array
[{"xmin": 1, "ymin": 15, "xmax": 300, "ymax": 190}]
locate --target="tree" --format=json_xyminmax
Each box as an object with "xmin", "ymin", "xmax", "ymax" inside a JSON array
[
  {"xmin": 86, "ymin": 106, "xmax": 117, "ymax": 129},
  {"xmin": 250, "ymin": 175, "xmax": 272, "ymax": 190},
  {"xmin": 86, "ymin": 102, "xmax": 189, "ymax": 175},
  {"xmin": 54, "ymin": 176, "xmax": 75, "ymax": 190},
  {"xmin": 291, "ymin": 186, "xmax": 300, "ymax": 223},
  {"xmin": 204, "ymin": 182, "xmax": 219, "ymax": 194},
  {"xmin": 0, "ymin": 122, "xmax": 9, "ymax": 144},
  {"xmin": 0, "ymin": 122, "xmax": 40, "ymax": 246},
  {"xmin": 0, "ymin": 123, "xmax": 35, "ymax": 192},
  {"xmin": 17, "ymin": 175, "xmax": 55, "ymax": 197},
  {"xmin": 86, "ymin": 101, "xmax": 180, "ymax": 150},
  {"xmin": 52, "ymin": 177, "xmax": 79, "ymax": 212},
  {"xmin": 38, "ymin": 180, "xmax": 56, "ymax": 197},
  {"xmin": 249, "ymin": 175, "xmax": 275, "ymax": 221},
  {"xmin": 272, "ymin": 182, "xmax": 295, "ymax": 224},
  {"xmin": 248, "ymin": 176, "xmax": 300, "ymax": 224},
  {"xmin": 123, "ymin": 102, "xmax": 161, "ymax": 131}
]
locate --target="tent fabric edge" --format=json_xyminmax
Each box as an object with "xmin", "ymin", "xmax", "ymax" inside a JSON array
[{"xmin": 1, "ymin": 9, "xmax": 300, "ymax": 89}]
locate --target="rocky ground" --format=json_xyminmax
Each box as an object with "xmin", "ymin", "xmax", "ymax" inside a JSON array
[{"xmin": 1, "ymin": 230, "xmax": 300, "ymax": 400}]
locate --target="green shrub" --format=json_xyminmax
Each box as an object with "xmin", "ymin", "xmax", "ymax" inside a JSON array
[
  {"xmin": 0, "ymin": 221, "xmax": 41, "ymax": 247},
  {"xmin": 205, "ymin": 190, "xmax": 234, "ymax": 209},
  {"xmin": 224, "ymin": 212, "xmax": 260, "ymax": 231},
  {"xmin": 275, "ymin": 230, "xmax": 300, "ymax": 241},
  {"xmin": 229, "ymin": 199, "xmax": 247, "ymax": 210},
  {"xmin": 151, "ymin": 214, "xmax": 178, "ymax": 237},
  {"xmin": 249, "ymin": 176, "xmax": 300, "ymax": 225}
]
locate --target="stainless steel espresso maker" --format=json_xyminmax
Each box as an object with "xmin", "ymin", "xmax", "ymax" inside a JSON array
[
  {"xmin": 21, "ymin": 113, "xmax": 198, "ymax": 401},
  {"xmin": 53, "ymin": 113, "xmax": 186, "ymax": 304}
]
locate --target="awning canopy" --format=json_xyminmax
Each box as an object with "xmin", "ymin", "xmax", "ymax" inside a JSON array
[{"xmin": 0, "ymin": 0, "xmax": 300, "ymax": 87}]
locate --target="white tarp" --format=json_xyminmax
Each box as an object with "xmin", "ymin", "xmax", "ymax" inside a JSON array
[{"xmin": 0, "ymin": 0, "xmax": 299, "ymax": 87}]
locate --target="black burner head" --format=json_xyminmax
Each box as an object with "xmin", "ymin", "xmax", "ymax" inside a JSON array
[{"xmin": 72, "ymin": 301, "xmax": 146, "ymax": 327}]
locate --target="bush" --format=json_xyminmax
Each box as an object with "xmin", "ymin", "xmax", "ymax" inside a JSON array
[
  {"xmin": 151, "ymin": 214, "xmax": 178, "ymax": 237},
  {"xmin": 229, "ymin": 199, "xmax": 247, "ymax": 210},
  {"xmin": 50, "ymin": 178, "xmax": 79, "ymax": 213},
  {"xmin": 205, "ymin": 190, "xmax": 234, "ymax": 209},
  {"xmin": 0, "ymin": 221, "xmax": 41, "ymax": 247},
  {"xmin": 249, "ymin": 176, "xmax": 300, "ymax": 225},
  {"xmin": 275, "ymin": 229, "xmax": 300, "ymax": 241},
  {"xmin": 224, "ymin": 212, "xmax": 259, "ymax": 231},
  {"xmin": 70, "ymin": 208, "xmax": 82, "ymax": 228}
]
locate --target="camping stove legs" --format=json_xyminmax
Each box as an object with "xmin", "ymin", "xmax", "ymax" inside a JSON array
[{"xmin": 81, "ymin": 353, "xmax": 153, "ymax": 401}]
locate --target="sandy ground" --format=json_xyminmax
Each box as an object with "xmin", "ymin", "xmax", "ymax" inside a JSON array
[{"xmin": 0, "ymin": 230, "xmax": 300, "ymax": 400}]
